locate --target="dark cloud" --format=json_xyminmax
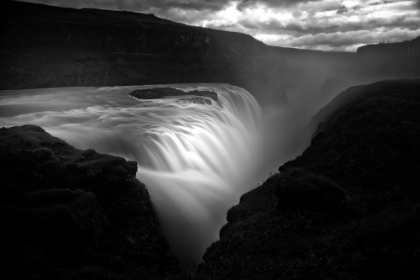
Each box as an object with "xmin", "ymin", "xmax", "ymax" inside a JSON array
[
  {"xmin": 239, "ymin": 20, "xmax": 261, "ymax": 30},
  {"xmin": 15, "ymin": 0, "xmax": 420, "ymax": 51},
  {"xmin": 206, "ymin": 22, "xmax": 238, "ymax": 30},
  {"xmin": 285, "ymin": 28, "xmax": 420, "ymax": 50},
  {"xmin": 336, "ymin": 5, "xmax": 348, "ymax": 14},
  {"xmin": 19, "ymin": 0, "xmax": 325, "ymax": 12},
  {"xmin": 240, "ymin": 15, "xmax": 420, "ymax": 36},
  {"xmin": 282, "ymin": 23, "xmax": 339, "ymax": 35},
  {"xmin": 19, "ymin": 0, "xmax": 231, "ymax": 12},
  {"xmin": 368, "ymin": 0, "xmax": 410, "ymax": 6},
  {"xmin": 290, "ymin": 33, "xmax": 370, "ymax": 48},
  {"xmin": 239, "ymin": 19, "xmax": 339, "ymax": 36},
  {"xmin": 17, "ymin": 0, "xmax": 235, "ymax": 27},
  {"xmin": 236, "ymin": 0, "xmax": 321, "ymax": 10},
  {"xmin": 239, "ymin": 19, "xmax": 285, "ymax": 32}
]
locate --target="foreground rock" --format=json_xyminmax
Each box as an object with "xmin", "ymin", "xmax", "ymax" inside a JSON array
[
  {"xmin": 0, "ymin": 125, "xmax": 178, "ymax": 279},
  {"xmin": 274, "ymin": 168, "xmax": 346, "ymax": 214},
  {"xmin": 198, "ymin": 79, "xmax": 420, "ymax": 279}
]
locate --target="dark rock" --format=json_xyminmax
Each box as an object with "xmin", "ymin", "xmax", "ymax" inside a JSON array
[
  {"xmin": 23, "ymin": 188, "xmax": 87, "ymax": 207},
  {"xmin": 32, "ymin": 147, "xmax": 55, "ymax": 161},
  {"xmin": 3, "ymin": 1, "xmax": 411, "ymax": 108},
  {"xmin": 22, "ymin": 189, "xmax": 104, "ymax": 252},
  {"xmin": 0, "ymin": 125, "xmax": 178, "ymax": 280},
  {"xmin": 226, "ymin": 206, "xmax": 237, "ymax": 224},
  {"xmin": 130, "ymin": 87, "xmax": 219, "ymax": 104},
  {"xmin": 275, "ymin": 168, "xmax": 345, "ymax": 213},
  {"xmin": 82, "ymin": 148, "xmax": 96, "ymax": 158},
  {"xmin": 219, "ymin": 223, "xmax": 231, "ymax": 238},
  {"xmin": 198, "ymin": 79, "xmax": 420, "ymax": 280},
  {"xmin": 126, "ymin": 160, "xmax": 138, "ymax": 176},
  {"xmin": 1, "ymin": 1, "xmax": 419, "ymax": 110}
]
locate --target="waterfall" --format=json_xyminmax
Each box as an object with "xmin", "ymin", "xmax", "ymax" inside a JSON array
[{"xmin": 0, "ymin": 84, "xmax": 270, "ymax": 263}]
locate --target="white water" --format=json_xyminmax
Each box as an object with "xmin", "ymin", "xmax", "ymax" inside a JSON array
[{"xmin": 1, "ymin": 83, "xmax": 296, "ymax": 263}]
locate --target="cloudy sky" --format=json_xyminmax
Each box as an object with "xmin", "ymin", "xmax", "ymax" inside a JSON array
[{"xmin": 19, "ymin": 0, "xmax": 420, "ymax": 51}]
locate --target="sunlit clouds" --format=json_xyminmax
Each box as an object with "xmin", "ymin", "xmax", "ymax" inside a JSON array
[{"xmin": 18, "ymin": 0, "xmax": 420, "ymax": 51}]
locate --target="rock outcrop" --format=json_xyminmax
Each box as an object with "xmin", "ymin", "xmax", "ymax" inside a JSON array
[
  {"xmin": 0, "ymin": 125, "xmax": 178, "ymax": 280},
  {"xmin": 1, "ymin": 1, "xmax": 419, "ymax": 106},
  {"xmin": 4, "ymin": 1, "xmax": 415, "ymax": 106},
  {"xmin": 355, "ymin": 37, "xmax": 420, "ymax": 80},
  {"xmin": 197, "ymin": 79, "xmax": 420, "ymax": 279},
  {"xmin": 274, "ymin": 168, "xmax": 345, "ymax": 213},
  {"xmin": 129, "ymin": 87, "xmax": 219, "ymax": 105}
]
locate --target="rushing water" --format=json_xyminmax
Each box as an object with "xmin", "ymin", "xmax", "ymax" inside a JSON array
[{"xmin": 1, "ymin": 84, "xmax": 289, "ymax": 263}]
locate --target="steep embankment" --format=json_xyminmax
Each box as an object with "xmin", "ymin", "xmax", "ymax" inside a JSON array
[
  {"xmin": 1, "ymin": 2, "xmax": 419, "ymax": 106},
  {"xmin": 0, "ymin": 0, "xmax": 355, "ymax": 105},
  {"xmin": 357, "ymin": 37, "xmax": 420, "ymax": 79},
  {"xmin": 197, "ymin": 79, "xmax": 420, "ymax": 279},
  {"xmin": 0, "ymin": 125, "xmax": 178, "ymax": 280}
]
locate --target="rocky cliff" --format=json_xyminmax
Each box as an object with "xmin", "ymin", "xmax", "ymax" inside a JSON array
[
  {"xmin": 0, "ymin": 125, "xmax": 178, "ymax": 280},
  {"xmin": 0, "ymin": 0, "xmax": 371, "ymax": 106},
  {"xmin": 356, "ymin": 37, "xmax": 420, "ymax": 79},
  {"xmin": 2, "ymin": 1, "xmax": 419, "ymax": 105},
  {"xmin": 197, "ymin": 79, "xmax": 420, "ymax": 279}
]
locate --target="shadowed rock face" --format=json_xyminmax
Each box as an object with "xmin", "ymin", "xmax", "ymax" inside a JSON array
[
  {"xmin": 354, "ymin": 39, "xmax": 420, "ymax": 83},
  {"xmin": 274, "ymin": 168, "xmax": 346, "ymax": 213},
  {"xmin": 1, "ymin": 1, "xmax": 419, "ymax": 106},
  {"xmin": 4, "ymin": 1, "xmax": 419, "ymax": 107},
  {"xmin": 0, "ymin": 125, "xmax": 178, "ymax": 280},
  {"xmin": 1, "ymin": 0, "xmax": 292, "ymax": 104},
  {"xmin": 198, "ymin": 79, "xmax": 420, "ymax": 280}
]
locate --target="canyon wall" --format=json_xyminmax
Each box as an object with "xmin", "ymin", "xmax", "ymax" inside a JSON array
[
  {"xmin": 0, "ymin": 0, "xmax": 353, "ymax": 105},
  {"xmin": 2, "ymin": 1, "xmax": 419, "ymax": 106}
]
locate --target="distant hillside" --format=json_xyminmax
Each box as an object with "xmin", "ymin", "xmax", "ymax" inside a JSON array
[
  {"xmin": 0, "ymin": 1, "xmax": 419, "ymax": 105},
  {"xmin": 356, "ymin": 38, "xmax": 420, "ymax": 79},
  {"xmin": 197, "ymin": 79, "xmax": 420, "ymax": 279},
  {"xmin": 357, "ymin": 37, "xmax": 420, "ymax": 57}
]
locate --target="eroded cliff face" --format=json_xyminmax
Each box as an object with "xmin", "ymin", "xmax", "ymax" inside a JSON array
[
  {"xmin": 0, "ymin": 1, "xmax": 274, "ymax": 102},
  {"xmin": 356, "ymin": 37, "xmax": 420, "ymax": 79},
  {"xmin": 0, "ymin": 0, "xmax": 355, "ymax": 105},
  {"xmin": 197, "ymin": 79, "xmax": 420, "ymax": 279},
  {"xmin": 0, "ymin": 125, "xmax": 178, "ymax": 280},
  {"xmin": 2, "ymin": 1, "xmax": 419, "ymax": 106}
]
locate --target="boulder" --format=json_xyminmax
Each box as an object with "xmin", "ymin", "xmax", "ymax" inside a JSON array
[
  {"xmin": 0, "ymin": 125, "xmax": 178, "ymax": 280},
  {"xmin": 22, "ymin": 189, "xmax": 104, "ymax": 252}
]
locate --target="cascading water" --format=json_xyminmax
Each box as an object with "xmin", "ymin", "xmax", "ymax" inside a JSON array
[{"xmin": 0, "ymin": 84, "xmax": 278, "ymax": 263}]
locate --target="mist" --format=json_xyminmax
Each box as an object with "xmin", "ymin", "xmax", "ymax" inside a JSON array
[{"xmin": 0, "ymin": 81, "xmax": 344, "ymax": 264}]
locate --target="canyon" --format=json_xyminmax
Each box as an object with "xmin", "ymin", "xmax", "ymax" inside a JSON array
[{"xmin": 1, "ymin": 1, "xmax": 420, "ymax": 279}]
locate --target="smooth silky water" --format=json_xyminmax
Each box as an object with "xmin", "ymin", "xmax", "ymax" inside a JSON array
[{"xmin": 0, "ymin": 84, "xmax": 306, "ymax": 264}]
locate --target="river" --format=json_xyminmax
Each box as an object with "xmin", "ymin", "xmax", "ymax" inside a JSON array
[{"xmin": 0, "ymin": 83, "xmax": 308, "ymax": 264}]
